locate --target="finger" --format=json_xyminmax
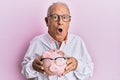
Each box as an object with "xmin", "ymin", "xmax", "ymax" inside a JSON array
[
  {"xmin": 66, "ymin": 57, "xmax": 73, "ymax": 64},
  {"xmin": 34, "ymin": 58, "xmax": 40, "ymax": 64},
  {"xmin": 65, "ymin": 63, "xmax": 73, "ymax": 70},
  {"xmin": 35, "ymin": 57, "xmax": 43, "ymax": 65},
  {"xmin": 33, "ymin": 61, "xmax": 44, "ymax": 73},
  {"xmin": 66, "ymin": 57, "xmax": 78, "ymax": 69},
  {"xmin": 62, "ymin": 67, "xmax": 71, "ymax": 75},
  {"xmin": 35, "ymin": 64, "xmax": 44, "ymax": 73},
  {"xmin": 36, "ymin": 63, "xmax": 44, "ymax": 70},
  {"xmin": 63, "ymin": 58, "xmax": 77, "ymax": 75},
  {"xmin": 62, "ymin": 64, "xmax": 73, "ymax": 76},
  {"xmin": 38, "ymin": 61, "xmax": 43, "ymax": 66}
]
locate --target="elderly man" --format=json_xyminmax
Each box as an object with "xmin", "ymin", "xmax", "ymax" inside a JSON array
[{"xmin": 21, "ymin": 2, "xmax": 94, "ymax": 80}]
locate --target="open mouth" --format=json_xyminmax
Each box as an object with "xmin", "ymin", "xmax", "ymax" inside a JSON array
[{"xmin": 58, "ymin": 28, "xmax": 63, "ymax": 32}]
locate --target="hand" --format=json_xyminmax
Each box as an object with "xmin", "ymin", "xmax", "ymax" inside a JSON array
[
  {"xmin": 62, "ymin": 57, "xmax": 78, "ymax": 75},
  {"xmin": 32, "ymin": 56, "xmax": 45, "ymax": 74}
]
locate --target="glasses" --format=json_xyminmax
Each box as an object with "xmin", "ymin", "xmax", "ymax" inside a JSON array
[
  {"xmin": 41, "ymin": 57, "xmax": 67, "ymax": 66},
  {"xmin": 48, "ymin": 14, "xmax": 71, "ymax": 22}
]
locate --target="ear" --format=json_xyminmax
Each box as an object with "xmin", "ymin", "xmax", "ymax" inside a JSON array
[
  {"xmin": 45, "ymin": 17, "xmax": 48, "ymax": 26},
  {"xmin": 69, "ymin": 18, "xmax": 71, "ymax": 22}
]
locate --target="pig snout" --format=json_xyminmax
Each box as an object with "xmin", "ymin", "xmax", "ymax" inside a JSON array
[
  {"xmin": 49, "ymin": 64, "xmax": 59, "ymax": 73},
  {"xmin": 49, "ymin": 63, "xmax": 66, "ymax": 75}
]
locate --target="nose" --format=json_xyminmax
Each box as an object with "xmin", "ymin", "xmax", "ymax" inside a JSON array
[{"xmin": 58, "ymin": 16, "xmax": 63, "ymax": 25}]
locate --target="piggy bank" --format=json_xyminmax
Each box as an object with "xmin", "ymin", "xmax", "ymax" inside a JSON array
[{"xmin": 41, "ymin": 49, "xmax": 67, "ymax": 76}]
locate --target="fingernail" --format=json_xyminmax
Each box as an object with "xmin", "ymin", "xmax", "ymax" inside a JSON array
[{"xmin": 41, "ymin": 67, "xmax": 44, "ymax": 69}]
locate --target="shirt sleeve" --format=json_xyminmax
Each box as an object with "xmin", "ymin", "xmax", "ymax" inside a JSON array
[
  {"xmin": 21, "ymin": 38, "xmax": 43, "ymax": 79},
  {"xmin": 73, "ymin": 39, "xmax": 94, "ymax": 80}
]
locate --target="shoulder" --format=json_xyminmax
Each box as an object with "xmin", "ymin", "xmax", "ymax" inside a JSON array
[
  {"xmin": 68, "ymin": 33, "xmax": 84, "ymax": 42},
  {"xmin": 68, "ymin": 33, "xmax": 87, "ymax": 49},
  {"xmin": 30, "ymin": 34, "xmax": 48, "ymax": 43}
]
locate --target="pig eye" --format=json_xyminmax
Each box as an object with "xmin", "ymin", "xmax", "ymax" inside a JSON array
[
  {"xmin": 41, "ymin": 58, "xmax": 53, "ymax": 64},
  {"xmin": 41, "ymin": 57, "xmax": 67, "ymax": 66},
  {"xmin": 55, "ymin": 57, "xmax": 67, "ymax": 66},
  {"xmin": 41, "ymin": 58, "xmax": 53, "ymax": 61}
]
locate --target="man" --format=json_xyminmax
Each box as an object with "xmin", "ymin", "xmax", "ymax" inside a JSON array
[{"xmin": 21, "ymin": 2, "xmax": 94, "ymax": 80}]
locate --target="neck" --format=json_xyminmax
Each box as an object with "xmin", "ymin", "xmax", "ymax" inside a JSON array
[
  {"xmin": 48, "ymin": 32, "xmax": 68, "ymax": 48},
  {"xmin": 57, "ymin": 41, "xmax": 62, "ymax": 48}
]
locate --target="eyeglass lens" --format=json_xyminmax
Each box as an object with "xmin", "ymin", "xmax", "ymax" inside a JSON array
[{"xmin": 48, "ymin": 14, "xmax": 71, "ymax": 22}]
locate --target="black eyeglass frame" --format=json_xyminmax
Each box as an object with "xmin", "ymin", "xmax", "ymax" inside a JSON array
[
  {"xmin": 41, "ymin": 57, "xmax": 67, "ymax": 61},
  {"xmin": 47, "ymin": 14, "xmax": 71, "ymax": 22}
]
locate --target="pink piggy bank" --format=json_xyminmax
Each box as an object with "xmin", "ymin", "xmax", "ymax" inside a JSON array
[{"xmin": 41, "ymin": 49, "xmax": 67, "ymax": 76}]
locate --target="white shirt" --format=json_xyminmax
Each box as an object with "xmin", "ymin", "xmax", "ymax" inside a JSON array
[{"xmin": 21, "ymin": 33, "xmax": 94, "ymax": 80}]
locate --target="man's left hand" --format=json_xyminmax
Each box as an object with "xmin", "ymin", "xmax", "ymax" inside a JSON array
[{"xmin": 62, "ymin": 57, "xmax": 78, "ymax": 75}]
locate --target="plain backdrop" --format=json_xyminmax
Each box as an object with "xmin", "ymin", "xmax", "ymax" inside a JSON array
[{"xmin": 0, "ymin": 0, "xmax": 120, "ymax": 80}]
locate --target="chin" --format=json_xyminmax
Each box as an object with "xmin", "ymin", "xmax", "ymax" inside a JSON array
[
  {"xmin": 55, "ymin": 34, "xmax": 66, "ymax": 41},
  {"xmin": 56, "ymin": 37, "xmax": 65, "ymax": 42}
]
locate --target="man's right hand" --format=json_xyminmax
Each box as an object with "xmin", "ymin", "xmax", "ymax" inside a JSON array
[{"xmin": 32, "ymin": 56, "xmax": 45, "ymax": 74}]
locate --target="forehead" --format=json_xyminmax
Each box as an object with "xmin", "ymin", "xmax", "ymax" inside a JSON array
[{"xmin": 49, "ymin": 4, "xmax": 70, "ymax": 15}]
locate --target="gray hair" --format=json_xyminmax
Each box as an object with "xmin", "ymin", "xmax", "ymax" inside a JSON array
[{"xmin": 47, "ymin": 2, "xmax": 70, "ymax": 16}]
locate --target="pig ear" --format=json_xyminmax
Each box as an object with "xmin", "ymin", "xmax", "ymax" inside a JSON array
[
  {"xmin": 57, "ymin": 51, "xmax": 65, "ymax": 56},
  {"xmin": 42, "ymin": 51, "xmax": 51, "ymax": 58},
  {"xmin": 48, "ymin": 49, "xmax": 53, "ymax": 53}
]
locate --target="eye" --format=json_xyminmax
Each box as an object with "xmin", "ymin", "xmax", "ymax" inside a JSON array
[
  {"xmin": 52, "ymin": 15, "xmax": 58, "ymax": 20},
  {"xmin": 62, "ymin": 15, "xmax": 70, "ymax": 21},
  {"xmin": 63, "ymin": 16, "xmax": 67, "ymax": 19}
]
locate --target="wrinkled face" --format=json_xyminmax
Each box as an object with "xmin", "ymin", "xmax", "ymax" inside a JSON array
[{"xmin": 45, "ymin": 4, "xmax": 71, "ymax": 42}]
